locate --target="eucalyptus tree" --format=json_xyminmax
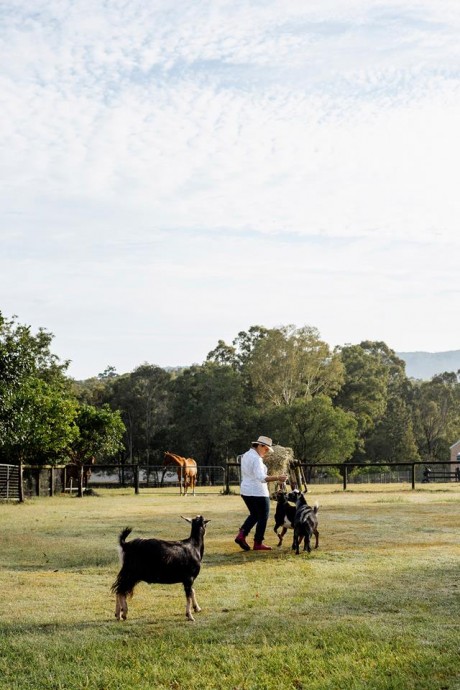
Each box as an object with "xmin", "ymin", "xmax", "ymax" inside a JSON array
[
  {"xmin": 207, "ymin": 326, "xmax": 269, "ymax": 372},
  {"xmin": 168, "ymin": 362, "xmax": 248, "ymax": 465},
  {"xmin": 106, "ymin": 364, "xmax": 171, "ymax": 465},
  {"xmin": 243, "ymin": 325, "xmax": 344, "ymax": 407},
  {"xmin": 411, "ymin": 373, "xmax": 460, "ymax": 462},
  {"xmin": 335, "ymin": 341, "xmax": 416, "ymax": 464},
  {"xmin": 270, "ymin": 395, "xmax": 358, "ymax": 467}
]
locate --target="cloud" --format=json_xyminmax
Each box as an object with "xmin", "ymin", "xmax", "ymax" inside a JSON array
[{"xmin": 1, "ymin": 0, "xmax": 460, "ymax": 377}]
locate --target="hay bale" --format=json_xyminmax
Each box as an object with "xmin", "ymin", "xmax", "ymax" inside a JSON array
[{"xmin": 264, "ymin": 445, "xmax": 294, "ymax": 477}]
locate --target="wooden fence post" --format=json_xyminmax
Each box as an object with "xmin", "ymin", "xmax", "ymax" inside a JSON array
[
  {"xmin": 343, "ymin": 464, "xmax": 348, "ymax": 491},
  {"xmin": 50, "ymin": 467, "xmax": 54, "ymax": 497},
  {"xmin": 134, "ymin": 465, "xmax": 139, "ymax": 495},
  {"xmin": 411, "ymin": 464, "xmax": 416, "ymax": 490},
  {"xmin": 18, "ymin": 461, "xmax": 24, "ymax": 503}
]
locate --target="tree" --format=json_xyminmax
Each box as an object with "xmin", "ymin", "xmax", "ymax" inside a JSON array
[
  {"xmin": 366, "ymin": 396, "xmax": 420, "ymax": 464},
  {"xmin": 335, "ymin": 341, "xmax": 412, "ymax": 464},
  {"xmin": 244, "ymin": 325, "xmax": 344, "ymax": 407},
  {"xmin": 412, "ymin": 375, "xmax": 460, "ymax": 462},
  {"xmin": 0, "ymin": 312, "xmax": 76, "ymax": 465},
  {"xmin": 168, "ymin": 362, "xmax": 248, "ymax": 464},
  {"xmin": 106, "ymin": 364, "xmax": 171, "ymax": 465},
  {"xmin": 68, "ymin": 403, "xmax": 125, "ymax": 496},
  {"xmin": 271, "ymin": 395, "xmax": 358, "ymax": 467},
  {"xmin": 207, "ymin": 326, "xmax": 269, "ymax": 372}
]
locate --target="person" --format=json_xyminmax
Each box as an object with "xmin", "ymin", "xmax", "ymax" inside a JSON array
[{"xmin": 234, "ymin": 435, "xmax": 288, "ymax": 551}]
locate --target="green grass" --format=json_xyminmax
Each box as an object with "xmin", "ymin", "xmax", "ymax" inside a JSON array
[{"xmin": 0, "ymin": 486, "xmax": 459, "ymax": 690}]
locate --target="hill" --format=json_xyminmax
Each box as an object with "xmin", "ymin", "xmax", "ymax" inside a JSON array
[{"xmin": 397, "ymin": 350, "xmax": 460, "ymax": 380}]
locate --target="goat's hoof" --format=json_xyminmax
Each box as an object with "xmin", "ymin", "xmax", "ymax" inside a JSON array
[{"xmin": 186, "ymin": 615, "xmax": 195, "ymax": 622}]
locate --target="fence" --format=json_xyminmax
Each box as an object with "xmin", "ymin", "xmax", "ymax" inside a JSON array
[
  {"xmin": 0, "ymin": 464, "xmax": 20, "ymax": 500},
  {"xmin": 88, "ymin": 464, "xmax": 227, "ymax": 494},
  {"xmin": 292, "ymin": 460, "xmax": 460, "ymax": 491},
  {"xmin": 1, "ymin": 459, "xmax": 458, "ymax": 501}
]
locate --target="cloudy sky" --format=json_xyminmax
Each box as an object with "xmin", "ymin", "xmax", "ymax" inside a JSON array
[{"xmin": 2, "ymin": 0, "xmax": 459, "ymax": 379}]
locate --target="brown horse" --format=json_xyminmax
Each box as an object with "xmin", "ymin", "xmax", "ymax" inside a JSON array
[{"xmin": 163, "ymin": 451, "xmax": 197, "ymax": 496}]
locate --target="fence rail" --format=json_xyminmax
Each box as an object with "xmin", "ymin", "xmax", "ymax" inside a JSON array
[{"xmin": 0, "ymin": 459, "xmax": 458, "ymax": 501}]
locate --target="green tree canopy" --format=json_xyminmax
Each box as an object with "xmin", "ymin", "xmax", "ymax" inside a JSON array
[
  {"xmin": 244, "ymin": 325, "xmax": 344, "ymax": 407},
  {"xmin": 0, "ymin": 312, "xmax": 76, "ymax": 464},
  {"xmin": 271, "ymin": 395, "xmax": 358, "ymax": 465},
  {"xmin": 68, "ymin": 403, "xmax": 125, "ymax": 465}
]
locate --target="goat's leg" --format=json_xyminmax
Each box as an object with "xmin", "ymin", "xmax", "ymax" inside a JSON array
[
  {"xmin": 314, "ymin": 528, "xmax": 319, "ymax": 549},
  {"xmin": 304, "ymin": 532, "xmax": 311, "ymax": 553},
  {"xmin": 183, "ymin": 581, "xmax": 196, "ymax": 621},
  {"xmin": 277, "ymin": 526, "xmax": 287, "ymax": 547},
  {"xmin": 293, "ymin": 530, "xmax": 300, "ymax": 555},
  {"xmin": 115, "ymin": 594, "xmax": 121, "ymax": 620},
  {"xmin": 115, "ymin": 593, "xmax": 128, "ymax": 621},
  {"xmin": 191, "ymin": 587, "xmax": 201, "ymax": 613}
]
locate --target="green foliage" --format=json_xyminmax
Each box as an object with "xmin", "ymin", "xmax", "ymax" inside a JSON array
[
  {"xmin": 168, "ymin": 362, "xmax": 248, "ymax": 463},
  {"xmin": 69, "ymin": 403, "xmax": 125, "ymax": 464},
  {"xmin": 105, "ymin": 364, "xmax": 171, "ymax": 464},
  {"xmin": 245, "ymin": 325, "xmax": 344, "ymax": 407},
  {"xmin": 4, "ymin": 308, "xmax": 460, "ymax": 471},
  {"xmin": 270, "ymin": 395, "xmax": 358, "ymax": 463},
  {"xmin": 412, "ymin": 376, "xmax": 460, "ymax": 461},
  {"xmin": 0, "ymin": 312, "xmax": 76, "ymax": 464}
]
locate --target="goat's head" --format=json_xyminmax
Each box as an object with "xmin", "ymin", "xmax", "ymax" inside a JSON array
[
  {"xmin": 295, "ymin": 491, "xmax": 308, "ymax": 508},
  {"xmin": 287, "ymin": 489, "xmax": 300, "ymax": 503},
  {"xmin": 275, "ymin": 489, "xmax": 288, "ymax": 503},
  {"xmin": 181, "ymin": 515, "xmax": 210, "ymax": 534}
]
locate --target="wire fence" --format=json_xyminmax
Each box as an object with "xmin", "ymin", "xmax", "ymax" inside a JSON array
[
  {"xmin": 0, "ymin": 459, "xmax": 458, "ymax": 501},
  {"xmin": 87, "ymin": 464, "xmax": 227, "ymax": 494}
]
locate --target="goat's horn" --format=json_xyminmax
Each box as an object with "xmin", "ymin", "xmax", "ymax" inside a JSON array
[{"xmin": 181, "ymin": 515, "xmax": 192, "ymax": 523}]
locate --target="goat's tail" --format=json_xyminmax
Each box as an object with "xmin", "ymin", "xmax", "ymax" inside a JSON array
[
  {"xmin": 119, "ymin": 527, "xmax": 132, "ymax": 548},
  {"xmin": 313, "ymin": 501, "xmax": 319, "ymax": 513}
]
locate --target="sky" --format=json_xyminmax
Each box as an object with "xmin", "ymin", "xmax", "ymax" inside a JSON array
[{"xmin": 1, "ymin": 0, "xmax": 460, "ymax": 380}]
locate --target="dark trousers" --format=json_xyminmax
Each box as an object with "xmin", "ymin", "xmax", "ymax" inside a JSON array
[{"xmin": 240, "ymin": 495, "xmax": 270, "ymax": 543}]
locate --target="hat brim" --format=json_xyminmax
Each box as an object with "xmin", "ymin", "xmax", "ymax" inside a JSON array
[{"xmin": 253, "ymin": 441, "xmax": 274, "ymax": 453}]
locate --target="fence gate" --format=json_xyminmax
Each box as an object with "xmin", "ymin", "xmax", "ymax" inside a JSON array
[{"xmin": 0, "ymin": 464, "xmax": 20, "ymax": 500}]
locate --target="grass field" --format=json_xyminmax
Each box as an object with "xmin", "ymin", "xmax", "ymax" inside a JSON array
[{"xmin": 0, "ymin": 485, "xmax": 459, "ymax": 690}]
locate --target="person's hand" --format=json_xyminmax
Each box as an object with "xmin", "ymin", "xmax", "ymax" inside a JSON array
[{"xmin": 279, "ymin": 475, "xmax": 288, "ymax": 483}]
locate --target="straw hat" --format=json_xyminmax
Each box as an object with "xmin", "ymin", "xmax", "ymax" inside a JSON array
[{"xmin": 252, "ymin": 435, "xmax": 274, "ymax": 453}]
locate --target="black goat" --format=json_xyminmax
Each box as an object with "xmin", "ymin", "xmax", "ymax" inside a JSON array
[
  {"xmin": 112, "ymin": 515, "xmax": 210, "ymax": 622},
  {"xmin": 293, "ymin": 493, "xmax": 319, "ymax": 555},
  {"xmin": 273, "ymin": 489, "xmax": 301, "ymax": 546}
]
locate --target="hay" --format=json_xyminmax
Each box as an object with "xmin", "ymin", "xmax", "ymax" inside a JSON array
[{"xmin": 264, "ymin": 445, "xmax": 294, "ymax": 477}]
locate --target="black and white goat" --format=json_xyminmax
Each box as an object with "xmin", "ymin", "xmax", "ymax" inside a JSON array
[
  {"xmin": 112, "ymin": 515, "xmax": 210, "ymax": 622},
  {"xmin": 293, "ymin": 492, "xmax": 319, "ymax": 555},
  {"xmin": 273, "ymin": 488, "xmax": 301, "ymax": 546}
]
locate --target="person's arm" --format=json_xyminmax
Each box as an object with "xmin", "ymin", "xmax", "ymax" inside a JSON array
[{"xmin": 265, "ymin": 474, "xmax": 288, "ymax": 483}]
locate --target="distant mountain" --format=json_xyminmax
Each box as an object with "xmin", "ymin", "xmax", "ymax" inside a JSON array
[{"xmin": 397, "ymin": 351, "xmax": 460, "ymax": 380}]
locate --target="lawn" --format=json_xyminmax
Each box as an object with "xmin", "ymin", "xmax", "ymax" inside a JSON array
[{"xmin": 0, "ymin": 485, "xmax": 459, "ymax": 690}]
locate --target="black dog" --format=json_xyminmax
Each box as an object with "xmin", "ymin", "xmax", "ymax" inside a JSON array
[{"xmin": 293, "ymin": 492, "xmax": 319, "ymax": 555}]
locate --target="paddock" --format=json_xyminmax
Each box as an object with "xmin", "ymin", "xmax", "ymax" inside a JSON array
[{"xmin": 0, "ymin": 485, "xmax": 458, "ymax": 690}]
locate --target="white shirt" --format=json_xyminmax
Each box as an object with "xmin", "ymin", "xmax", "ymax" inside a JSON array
[{"xmin": 240, "ymin": 447, "xmax": 269, "ymax": 497}]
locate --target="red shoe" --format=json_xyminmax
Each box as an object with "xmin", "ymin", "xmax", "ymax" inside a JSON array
[
  {"xmin": 235, "ymin": 530, "xmax": 250, "ymax": 551},
  {"xmin": 253, "ymin": 541, "xmax": 272, "ymax": 551}
]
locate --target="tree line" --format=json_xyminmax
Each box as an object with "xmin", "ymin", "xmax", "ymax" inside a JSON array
[{"xmin": 1, "ymin": 314, "xmax": 459, "ymax": 471}]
